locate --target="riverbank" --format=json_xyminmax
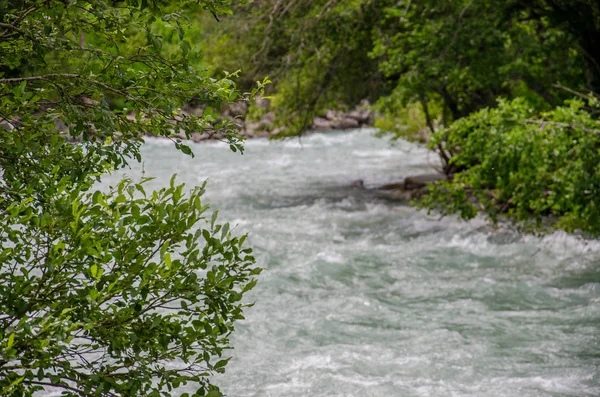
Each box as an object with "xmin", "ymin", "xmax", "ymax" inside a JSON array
[{"xmin": 166, "ymin": 99, "xmax": 375, "ymax": 142}]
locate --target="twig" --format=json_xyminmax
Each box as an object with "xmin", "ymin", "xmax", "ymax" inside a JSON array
[
  {"xmin": 524, "ymin": 119, "xmax": 600, "ymax": 134},
  {"xmin": 0, "ymin": 73, "xmax": 144, "ymax": 104},
  {"xmin": 0, "ymin": 73, "xmax": 83, "ymax": 83},
  {"xmin": 552, "ymin": 83, "xmax": 599, "ymax": 101},
  {"xmin": 0, "ymin": 22, "xmax": 25, "ymax": 34}
]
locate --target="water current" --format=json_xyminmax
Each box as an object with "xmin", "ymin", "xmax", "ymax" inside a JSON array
[{"xmin": 117, "ymin": 129, "xmax": 599, "ymax": 397}]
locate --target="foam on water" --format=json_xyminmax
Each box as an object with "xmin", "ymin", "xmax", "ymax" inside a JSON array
[{"xmin": 106, "ymin": 129, "xmax": 599, "ymax": 397}]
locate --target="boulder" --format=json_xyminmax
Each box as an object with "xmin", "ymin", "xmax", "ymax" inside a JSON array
[
  {"xmin": 347, "ymin": 108, "xmax": 372, "ymax": 124},
  {"xmin": 174, "ymin": 130, "xmax": 187, "ymax": 140},
  {"xmin": 270, "ymin": 127, "xmax": 283, "ymax": 136},
  {"xmin": 190, "ymin": 132, "xmax": 211, "ymax": 142},
  {"xmin": 330, "ymin": 117, "xmax": 360, "ymax": 130},
  {"xmin": 325, "ymin": 110, "xmax": 337, "ymax": 121},
  {"xmin": 312, "ymin": 117, "xmax": 333, "ymax": 130}
]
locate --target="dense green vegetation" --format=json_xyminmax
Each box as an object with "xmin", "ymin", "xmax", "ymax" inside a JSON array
[
  {"xmin": 423, "ymin": 96, "xmax": 600, "ymax": 235},
  {"xmin": 204, "ymin": 0, "xmax": 600, "ymax": 235},
  {"xmin": 2, "ymin": 0, "xmax": 600, "ymax": 394},
  {"xmin": 0, "ymin": 1, "xmax": 262, "ymax": 396}
]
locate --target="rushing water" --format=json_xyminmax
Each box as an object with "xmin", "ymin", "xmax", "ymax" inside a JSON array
[{"xmin": 117, "ymin": 130, "xmax": 599, "ymax": 397}]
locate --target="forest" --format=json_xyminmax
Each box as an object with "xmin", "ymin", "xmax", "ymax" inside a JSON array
[{"xmin": 1, "ymin": 0, "xmax": 600, "ymax": 396}]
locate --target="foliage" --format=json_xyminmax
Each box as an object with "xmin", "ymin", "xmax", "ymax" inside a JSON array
[
  {"xmin": 0, "ymin": 0, "xmax": 263, "ymax": 395},
  {"xmin": 0, "ymin": 176, "xmax": 259, "ymax": 396},
  {"xmin": 373, "ymin": 94, "xmax": 444, "ymax": 143},
  {"xmin": 371, "ymin": 0, "xmax": 585, "ymax": 120},
  {"xmin": 205, "ymin": 0, "xmax": 384, "ymax": 135},
  {"xmin": 422, "ymin": 96, "xmax": 600, "ymax": 235},
  {"xmin": 507, "ymin": 0, "xmax": 600, "ymax": 91},
  {"xmin": 202, "ymin": 0, "xmax": 592, "ymax": 137}
]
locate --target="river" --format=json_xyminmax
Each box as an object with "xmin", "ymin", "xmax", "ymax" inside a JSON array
[{"xmin": 122, "ymin": 129, "xmax": 599, "ymax": 397}]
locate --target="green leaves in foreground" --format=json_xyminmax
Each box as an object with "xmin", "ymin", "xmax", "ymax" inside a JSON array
[
  {"xmin": 0, "ymin": 177, "xmax": 260, "ymax": 396},
  {"xmin": 1, "ymin": 0, "xmax": 263, "ymax": 395}
]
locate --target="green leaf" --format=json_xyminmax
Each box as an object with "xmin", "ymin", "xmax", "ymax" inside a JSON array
[
  {"xmin": 211, "ymin": 210, "xmax": 219, "ymax": 229},
  {"xmin": 90, "ymin": 264, "xmax": 100, "ymax": 280},
  {"xmin": 179, "ymin": 144, "xmax": 193, "ymax": 157}
]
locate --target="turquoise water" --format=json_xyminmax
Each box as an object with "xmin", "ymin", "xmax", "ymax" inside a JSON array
[{"xmin": 120, "ymin": 130, "xmax": 599, "ymax": 397}]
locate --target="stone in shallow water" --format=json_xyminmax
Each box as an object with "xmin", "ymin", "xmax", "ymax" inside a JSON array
[
  {"xmin": 371, "ymin": 173, "xmax": 446, "ymax": 201},
  {"xmin": 404, "ymin": 173, "xmax": 447, "ymax": 189}
]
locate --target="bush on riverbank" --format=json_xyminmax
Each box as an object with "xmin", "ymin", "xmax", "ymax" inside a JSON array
[{"xmin": 422, "ymin": 96, "xmax": 600, "ymax": 235}]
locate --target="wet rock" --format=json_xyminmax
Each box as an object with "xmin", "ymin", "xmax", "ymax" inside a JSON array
[
  {"xmin": 376, "ymin": 182, "xmax": 405, "ymax": 190},
  {"xmin": 378, "ymin": 188, "xmax": 425, "ymax": 202},
  {"xmin": 350, "ymin": 179, "xmax": 365, "ymax": 188},
  {"xmin": 375, "ymin": 174, "xmax": 446, "ymax": 191},
  {"xmin": 371, "ymin": 173, "xmax": 447, "ymax": 202},
  {"xmin": 373, "ymin": 183, "xmax": 424, "ymax": 202},
  {"xmin": 404, "ymin": 173, "xmax": 447, "ymax": 189}
]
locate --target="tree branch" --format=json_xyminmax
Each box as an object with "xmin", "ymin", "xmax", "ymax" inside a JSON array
[
  {"xmin": 23, "ymin": 380, "xmax": 85, "ymax": 396},
  {"xmin": 524, "ymin": 119, "xmax": 600, "ymax": 134},
  {"xmin": 0, "ymin": 74, "xmax": 83, "ymax": 83},
  {"xmin": 552, "ymin": 83, "xmax": 599, "ymax": 101},
  {"xmin": 0, "ymin": 74, "xmax": 140, "ymax": 103},
  {"xmin": 0, "ymin": 22, "xmax": 25, "ymax": 34}
]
